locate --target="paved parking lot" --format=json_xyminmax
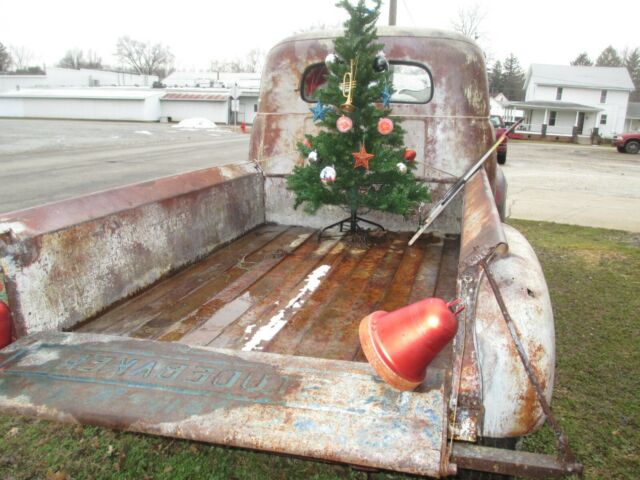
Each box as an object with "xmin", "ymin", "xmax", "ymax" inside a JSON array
[
  {"xmin": 504, "ymin": 141, "xmax": 640, "ymax": 232},
  {"xmin": 0, "ymin": 119, "xmax": 250, "ymax": 213}
]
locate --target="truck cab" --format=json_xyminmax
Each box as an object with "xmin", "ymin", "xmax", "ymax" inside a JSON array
[{"xmin": 0, "ymin": 27, "xmax": 578, "ymax": 478}]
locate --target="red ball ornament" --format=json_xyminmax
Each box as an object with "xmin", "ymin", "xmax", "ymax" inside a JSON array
[
  {"xmin": 359, "ymin": 297, "xmax": 463, "ymax": 391},
  {"xmin": 0, "ymin": 301, "xmax": 12, "ymax": 349},
  {"xmin": 377, "ymin": 117, "xmax": 394, "ymax": 135},
  {"xmin": 404, "ymin": 148, "xmax": 417, "ymax": 162},
  {"xmin": 303, "ymin": 138, "xmax": 312, "ymax": 149},
  {"xmin": 336, "ymin": 115, "xmax": 353, "ymax": 133}
]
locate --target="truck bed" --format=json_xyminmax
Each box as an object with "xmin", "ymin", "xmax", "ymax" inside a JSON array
[{"xmin": 75, "ymin": 224, "xmax": 459, "ymax": 361}]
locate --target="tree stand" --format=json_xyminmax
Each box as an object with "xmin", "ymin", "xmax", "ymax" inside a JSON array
[{"xmin": 318, "ymin": 208, "xmax": 385, "ymax": 240}]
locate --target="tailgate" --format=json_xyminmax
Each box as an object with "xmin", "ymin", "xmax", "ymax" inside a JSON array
[{"xmin": 0, "ymin": 332, "xmax": 450, "ymax": 477}]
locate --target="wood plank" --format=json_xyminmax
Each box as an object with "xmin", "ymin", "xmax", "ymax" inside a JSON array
[
  {"xmin": 293, "ymin": 234, "xmax": 408, "ymax": 361},
  {"xmin": 76, "ymin": 224, "xmax": 287, "ymax": 334},
  {"xmin": 263, "ymin": 242, "xmax": 368, "ymax": 355},
  {"xmin": 128, "ymin": 227, "xmax": 313, "ymax": 340},
  {"xmin": 217, "ymin": 238, "xmax": 347, "ymax": 351},
  {"xmin": 201, "ymin": 236, "xmax": 341, "ymax": 348}
]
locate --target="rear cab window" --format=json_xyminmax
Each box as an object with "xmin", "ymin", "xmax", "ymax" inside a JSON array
[{"xmin": 301, "ymin": 62, "xmax": 433, "ymax": 104}]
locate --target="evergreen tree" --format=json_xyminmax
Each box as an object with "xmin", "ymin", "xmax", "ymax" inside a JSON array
[
  {"xmin": 502, "ymin": 54, "xmax": 525, "ymax": 101},
  {"xmin": 0, "ymin": 42, "xmax": 12, "ymax": 71},
  {"xmin": 570, "ymin": 52, "xmax": 593, "ymax": 66},
  {"xmin": 489, "ymin": 60, "xmax": 504, "ymax": 95},
  {"xmin": 596, "ymin": 46, "xmax": 622, "ymax": 67},
  {"xmin": 624, "ymin": 48, "xmax": 640, "ymax": 102},
  {"xmin": 287, "ymin": 0, "xmax": 429, "ymax": 230}
]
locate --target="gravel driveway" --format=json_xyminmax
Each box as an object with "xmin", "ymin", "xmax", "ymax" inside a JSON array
[{"xmin": 503, "ymin": 141, "xmax": 640, "ymax": 232}]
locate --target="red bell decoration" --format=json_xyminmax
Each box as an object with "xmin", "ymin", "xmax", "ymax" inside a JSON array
[
  {"xmin": 0, "ymin": 301, "xmax": 12, "ymax": 349},
  {"xmin": 359, "ymin": 297, "xmax": 463, "ymax": 391}
]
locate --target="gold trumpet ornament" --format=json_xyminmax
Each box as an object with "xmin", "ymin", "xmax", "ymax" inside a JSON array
[{"xmin": 340, "ymin": 58, "xmax": 358, "ymax": 112}]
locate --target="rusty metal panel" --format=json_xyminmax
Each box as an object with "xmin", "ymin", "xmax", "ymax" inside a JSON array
[
  {"xmin": 452, "ymin": 442, "xmax": 582, "ymax": 478},
  {"xmin": 0, "ymin": 163, "xmax": 265, "ymax": 338},
  {"xmin": 459, "ymin": 170, "xmax": 507, "ymax": 270},
  {"xmin": 0, "ymin": 332, "xmax": 449, "ymax": 477},
  {"xmin": 251, "ymin": 27, "xmax": 495, "ymax": 234},
  {"xmin": 475, "ymin": 224, "xmax": 555, "ymax": 437}
]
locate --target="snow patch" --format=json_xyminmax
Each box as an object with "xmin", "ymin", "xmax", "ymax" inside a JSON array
[
  {"xmin": 0, "ymin": 221, "xmax": 26, "ymax": 236},
  {"xmin": 172, "ymin": 118, "xmax": 219, "ymax": 130},
  {"xmin": 242, "ymin": 265, "xmax": 331, "ymax": 352},
  {"xmin": 134, "ymin": 130, "xmax": 152, "ymax": 135}
]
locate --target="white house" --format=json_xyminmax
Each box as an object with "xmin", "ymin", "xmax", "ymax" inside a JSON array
[
  {"xmin": 625, "ymin": 102, "xmax": 640, "ymax": 131},
  {"xmin": 490, "ymin": 93, "xmax": 523, "ymax": 123},
  {"xmin": 507, "ymin": 64, "xmax": 635, "ymax": 139}
]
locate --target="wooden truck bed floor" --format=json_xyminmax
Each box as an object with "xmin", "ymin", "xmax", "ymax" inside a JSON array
[{"xmin": 75, "ymin": 223, "xmax": 460, "ymax": 362}]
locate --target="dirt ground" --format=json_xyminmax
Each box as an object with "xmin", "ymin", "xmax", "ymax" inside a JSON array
[{"xmin": 503, "ymin": 141, "xmax": 640, "ymax": 232}]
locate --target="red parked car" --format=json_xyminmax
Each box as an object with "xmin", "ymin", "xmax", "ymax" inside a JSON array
[
  {"xmin": 490, "ymin": 115, "xmax": 509, "ymax": 164},
  {"xmin": 613, "ymin": 132, "xmax": 640, "ymax": 154}
]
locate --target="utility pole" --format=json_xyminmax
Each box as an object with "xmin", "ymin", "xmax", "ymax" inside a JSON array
[{"xmin": 389, "ymin": 0, "xmax": 397, "ymax": 26}]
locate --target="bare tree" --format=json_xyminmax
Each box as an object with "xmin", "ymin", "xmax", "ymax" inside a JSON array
[
  {"xmin": 450, "ymin": 4, "xmax": 486, "ymax": 41},
  {"xmin": 59, "ymin": 49, "xmax": 103, "ymax": 70},
  {"xmin": 245, "ymin": 48, "xmax": 266, "ymax": 73},
  {"xmin": 0, "ymin": 42, "xmax": 12, "ymax": 71},
  {"xmin": 115, "ymin": 36, "xmax": 175, "ymax": 79},
  {"xmin": 10, "ymin": 45, "xmax": 34, "ymax": 71}
]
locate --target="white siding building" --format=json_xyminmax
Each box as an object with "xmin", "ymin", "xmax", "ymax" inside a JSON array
[
  {"xmin": 0, "ymin": 88, "xmax": 163, "ymax": 121},
  {"xmin": 508, "ymin": 64, "xmax": 634, "ymax": 139},
  {"xmin": 0, "ymin": 67, "xmax": 158, "ymax": 93}
]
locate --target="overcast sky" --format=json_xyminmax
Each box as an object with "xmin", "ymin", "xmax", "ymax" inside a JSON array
[{"xmin": 2, "ymin": 0, "xmax": 639, "ymax": 72}]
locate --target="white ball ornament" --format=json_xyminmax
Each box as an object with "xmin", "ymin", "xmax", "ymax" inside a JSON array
[
  {"xmin": 396, "ymin": 162, "xmax": 408, "ymax": 174},
  {"xmin": 320, "ymin": 166, "xmax": 337, "ymax": 184},
  {"xmin": 308, "ymin": 150, "xmax": 318, "ymax": 163}
]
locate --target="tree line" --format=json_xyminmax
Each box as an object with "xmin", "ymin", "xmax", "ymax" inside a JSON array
[{"xmin": 0, "ymin": 38, "xmax": 265, "ymax": 80}]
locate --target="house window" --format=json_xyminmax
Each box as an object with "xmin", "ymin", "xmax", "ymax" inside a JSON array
[
  {"xmin": 254, "ymin": 104, "xmax": 258, "ymax": 112},
  {"xmin": 548, "ymin": 111, "xmax": 557, "ymax": 126},
  {"xmin": 600, "ymin": 114, "xmax": 607, "ymax": 125},
  {"xmin": 600, "ymin": 90, "xmax": 607, "ymax": 103},
  {"xmin": 556, "ymin": 87, "xmax": 563, "ymax": 100}
]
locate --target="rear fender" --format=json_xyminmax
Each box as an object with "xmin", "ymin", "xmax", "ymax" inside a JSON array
[{"xmin": 475, "ymin": 223, "xmax": 555, "ymax": 438}]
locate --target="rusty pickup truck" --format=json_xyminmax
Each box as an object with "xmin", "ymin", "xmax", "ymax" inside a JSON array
[{"xmin": 0, "ymin": 28, "xmax": 581, "ymax": 478}]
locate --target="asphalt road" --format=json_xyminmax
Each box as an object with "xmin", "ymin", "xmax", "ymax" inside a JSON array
[
  {"xmin": 504, "ymin": 141, "xmax": 640, "ymax": 232},
  {"xmin": 0, "ymin": 119, "xmax": 250, "ymax": 213},
  {"xmin": 2, "ymin": 119, "xmax": 638, "ymax": 232}
]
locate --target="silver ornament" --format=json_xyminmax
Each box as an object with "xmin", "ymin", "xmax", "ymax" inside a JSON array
[
  {"xmin": 308, "ymin": 150, "xmax": 318, "ymax": 163},
  {"xmin": 396, "ymin": 162, "xmax": 408, "ymax": 174},
  {"xmin": 325, "ymin": 53, "xmax": 338, "ymax": 68}
]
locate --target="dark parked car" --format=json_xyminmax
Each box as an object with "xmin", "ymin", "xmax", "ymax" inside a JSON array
[{"xmin": 613, "ymin": 132, "xmax": 640, "ymax": 154}]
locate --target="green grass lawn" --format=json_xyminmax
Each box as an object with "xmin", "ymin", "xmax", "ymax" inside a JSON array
[{"xmin": 1, "ymin": 220, "xmax": 638, "ymax": 479}]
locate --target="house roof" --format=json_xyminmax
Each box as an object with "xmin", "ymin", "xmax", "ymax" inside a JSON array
[
  {"xmin": 161, "ymin": 92, "xmax": 228, "ymax": 102},
  {"xmin": 627, "ymin": 102, "xmax": 640, "ymax": 119},
  {"xmin": 526, "ymin": 64, "xmax": 635, "ymax": 91},
  {"xmin": 507, "ymin": 100, "xmax": 602, "ymax": 112},
  {"xmin": 0, "ymin": 88, "xmax": 162, "ymax": 100}
]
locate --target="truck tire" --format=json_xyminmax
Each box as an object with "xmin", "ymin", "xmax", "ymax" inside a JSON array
[
  {"xmin": 456, "ymin": 437, "xmax": 519, "ymax": 480},
  {"xmin": 625, "ymin": 140, "xmax": 640, "ymax": 154},
  {"xmin": 497, "ymin": 151, "xmax": 507, "ymax": 165},
  {"xmin": 617, "ymin": 146, "xmax": 626, "ymax": 153}
]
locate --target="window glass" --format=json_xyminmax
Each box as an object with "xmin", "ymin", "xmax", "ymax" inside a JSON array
[
  {"xmin": 600, "ymin": 90, "xmax": 607, "ymax": 103},
  {"xmin": 549, "ymin": 111, "xmax": 557, "ymax": 126},
  {"xmin": 600, "ymin": 114, "xmax": 607, "ymax": 125},
  {"xmin": 301, "ymin": 61, "xmax": 432, "ymax": 104},
  {"xmin": 556, "ymin": 87, "xmax": 563, "ymax": 100}
]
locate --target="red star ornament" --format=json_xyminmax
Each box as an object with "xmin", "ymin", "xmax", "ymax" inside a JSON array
[{"xmin": 352, "ymin": 144, "xmax": 374, "ymax": 170}]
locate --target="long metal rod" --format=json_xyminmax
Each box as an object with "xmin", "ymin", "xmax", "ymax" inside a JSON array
[
  {"xmin": 480, "ymin": 258, "xmax": 579, "ymax": 467},
  {"xmin": 408, "ymin": 120, "xmax": 522, "ymax": 246}
]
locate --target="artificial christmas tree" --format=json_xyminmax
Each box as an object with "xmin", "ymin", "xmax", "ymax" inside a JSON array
[{"xmin": 286, "ymin": 0, "xmax": 430, "ymax": 235}]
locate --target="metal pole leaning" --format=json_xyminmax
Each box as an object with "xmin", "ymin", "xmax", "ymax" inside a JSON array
[{"xmin": 408, "ymin": 119, "xmax": 522, "ymax": 246}]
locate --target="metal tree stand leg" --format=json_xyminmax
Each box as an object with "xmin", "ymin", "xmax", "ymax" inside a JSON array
[{"xmin": 318, "ymin": 208, "xmax": 385, "ymax": 239}]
